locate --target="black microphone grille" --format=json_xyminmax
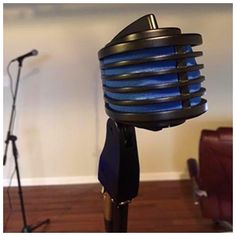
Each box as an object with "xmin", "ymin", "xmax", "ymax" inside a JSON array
[{"xmin": 32, "ymin": 49, "xmax": 38, "ymax": 56}]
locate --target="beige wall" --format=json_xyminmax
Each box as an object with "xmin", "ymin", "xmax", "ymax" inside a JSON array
[{"xmin": 3, "ymin": 4, "xmax": 232, "ymax": 184}]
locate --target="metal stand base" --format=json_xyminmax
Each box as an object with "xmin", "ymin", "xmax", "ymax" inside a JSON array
[
  {"xmin": 21, "ymin": 219, "xmax": 50, "ymax": 232},
  {"xmin": 8, "ymin": 135, "xmax": 50, "ymax": 233}
]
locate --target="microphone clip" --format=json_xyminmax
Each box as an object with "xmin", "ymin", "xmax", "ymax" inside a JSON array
[{"xmin": 98, "ymin": 118, "xmax": 140, "ymax": 204}]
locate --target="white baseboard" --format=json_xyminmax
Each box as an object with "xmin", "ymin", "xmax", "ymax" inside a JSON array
[
  {"xmin": 3, "ymin": 172, "xmax": 189, "ymax": 187},
  {"xmin": 140, "ymin": 171, "xmax": 189, "ymax": 181},
  {"xmin": 3, "ymin": 175, "xmax": 99, "ymax": 187}
]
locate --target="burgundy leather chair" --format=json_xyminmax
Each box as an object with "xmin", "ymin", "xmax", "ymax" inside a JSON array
[{"xmin": 187, "ymin": 127, "xmax": 233, "ymax": 226}]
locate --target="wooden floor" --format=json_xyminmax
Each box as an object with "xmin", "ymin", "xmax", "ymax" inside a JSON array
[{"xmin": 3, "ymin": 180, "xmax": 228, "ymax": 233}]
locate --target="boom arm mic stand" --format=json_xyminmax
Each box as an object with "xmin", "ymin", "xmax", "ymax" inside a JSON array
[
  {"xmin": 98, "ymin": 14, "xmax": 207, "ymax": 232},
  {"xmin": 3, "ymin": 58, "xmax": 50, "ymax": 232}
]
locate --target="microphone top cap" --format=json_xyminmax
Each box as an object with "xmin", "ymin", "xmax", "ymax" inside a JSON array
[{"xmin": 32, "ymin": 49, "xmax": 38, "ymax": 55}]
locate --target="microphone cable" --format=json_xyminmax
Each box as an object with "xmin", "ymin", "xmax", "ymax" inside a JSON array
[
  {"xmin": 6, "ymin": 60, "xmax": 17, "ymax": 136},
  {"xmin": 7, "ymin": 61, "xmax": 14, "ymax": 99},
  {"xmin": 3, "ymin": 60, "xmax": 18, "ymax": 231},
  {"xmin": 3, "ymin": 166, "xmax": 17, "ymax": 231}
]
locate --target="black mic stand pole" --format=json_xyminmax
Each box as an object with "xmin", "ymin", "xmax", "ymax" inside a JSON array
[{"xmin": 3, "ymin": 59, "xmax": 50, "ymax": 232}]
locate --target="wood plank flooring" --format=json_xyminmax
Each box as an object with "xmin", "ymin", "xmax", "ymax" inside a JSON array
[{"xmin": 3, "ymin": 180, "xmax": 227, "ymax": 232}]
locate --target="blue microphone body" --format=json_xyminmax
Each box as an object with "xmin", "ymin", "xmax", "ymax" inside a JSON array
[{"xmin": 98, "ymin": 14, "xmax": 207, "ymax": 131}]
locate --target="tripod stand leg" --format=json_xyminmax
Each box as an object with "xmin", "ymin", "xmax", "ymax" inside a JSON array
[
  {"xmin": 10, "ymin": 136, "xmax": 50, "ymax": 233},
  {"xmin": 29, "ymin": 218, "xmax": 51, "ymax": 232}
]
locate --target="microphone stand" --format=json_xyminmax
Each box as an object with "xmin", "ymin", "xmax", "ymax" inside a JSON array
[{"xmin": 3, "ymin": 59, "xmax": 50, "ymax": 232}]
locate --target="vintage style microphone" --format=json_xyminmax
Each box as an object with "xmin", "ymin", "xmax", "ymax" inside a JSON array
[{"xmin": 97, "ymin": 14, "xmax": 207, "ymax": 232}]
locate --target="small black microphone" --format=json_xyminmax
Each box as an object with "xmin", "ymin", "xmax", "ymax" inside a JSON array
[{"xmin": 11, "ymin": 49, "xmax": 38, "ymax": 62}]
